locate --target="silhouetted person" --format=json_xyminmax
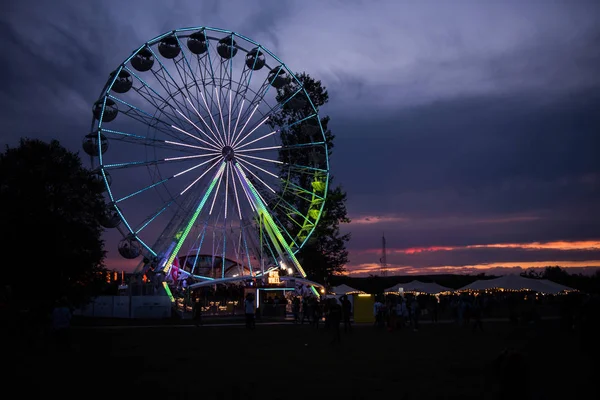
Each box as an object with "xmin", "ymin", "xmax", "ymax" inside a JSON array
[
  {"xmin": 300, "ymin": 296, "xmax": 310, "ymax": 324},
  {"xmin": 244, "ymin": 293, "xmax": 255, "ymax": 329},
  {"xmin": 192, "ymin": 298, "xmax": 202, "ymax": 327},
  {"xmin": 292, "ymin": 297, "xmax": 300, "ymax": 324}
]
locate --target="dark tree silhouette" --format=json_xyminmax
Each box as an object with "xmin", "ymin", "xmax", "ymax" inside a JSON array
[
  {"xmin": 269, "ymin": 73, "xmax": 350, "ymax": 283},
  {"xmin": 0, "ymin": 138, "xmax": 108, "ymax": 312}
]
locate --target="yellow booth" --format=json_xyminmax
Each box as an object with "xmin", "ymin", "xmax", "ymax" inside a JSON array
[{"xmin": 352, "ymin": 293, "xmax": 375, "ymax": 323}]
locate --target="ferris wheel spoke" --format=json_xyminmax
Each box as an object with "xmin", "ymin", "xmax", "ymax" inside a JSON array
[
  {"xmin": 288, "ymin": 164, "xmax": 328, "ymax": 173},
  {"xmin": 260, "ymin": 225, "xmax": 281, "ymax": 267},
  {"xmin": 236, "ymin": 156, "xmax": 279, "ymax": 179},
  {"xmin": 234, "ymin": 129, "xmax": 277, "ymax": 150},
  {"xmin": 227, "ymin": 88, "xmax": 233, "ymax": 147},
  {"xmin": 172, "ymin": 111, "xmax": 222, "ymax": 150},
  {"xmin": 179, "ymin": 158, "xmax": 223, "ymax": 195},
  {"xmin": 165, "ymin": 136, "xmax": 219, "ymax": 153},
  {"xmin": 99, "ymin": 128, "xmax": 197, "ymax": 155},
  {"xmin": 227, "ymin": 52, "xmax": 266, "ymax": 146},
  {"xmin": 168, "ymin": 35, "xmax": 205, "ymax": 110},
  {"xmin": 208, "ymin": 160, "xmax": 227, "ymax": 215},
  {"xmin": 220, "ymin": 225, "xmax": 227, "ymax": 279},
  {"xmin": 190, "ymin": 228, "xmax": 217, "ymax": 280},
  {"xmin": 176, "ymin": 31, "xmax": 226, "ymax": 142},
  {"xmin": 184, "ymin": 96, "xmax": 225, "ymax": 148},
  {"xmin": 224, "ymin": 159, "xmax": 230, "ymax": 219},
  {"xmin": 202, "ymin": 43, "xmax": 227, "ymax": 143},
  {"xmin": 232, "ymin": 230, "xmax": 242, "ymax": 273},
  {"xmin": 189, "ymin": 222, "xmax": 209, "ymax": 275},
  {"xmin": 230, "ymin": 103, "xmax": 260, "ymax": 147},
  {"xmin": 228, "ymin": 163, "xmax": 243, "ymax": 220},
  {"xmin": 158, "ymin": 32, "xmax": 222, "ymax": 147},
  {"xmin": 232, "ymin": 166, "xmax": 256, "ymax": 214},
  {"xmin": 236, "ymin": 161, "xmax": 276, "ymax": 195},
  {"xmin": 233, "ymin": 112, "xmax": 318, "ymax": 151},
  {"xmin": 106, "ymin": 95, "xmax": 193, "ymax": 143},
  {"xmin": 214, "ymin": 86, "xmax": 228, "ymax": 144},
  {"xmin": 123, "ymin": 66, "xmax": 197, "ymax": 137},
  {"xmin": 279, "ymin": 177, "xmax": 325, "ymax": 200},
  {"xmin": 230, "ymin": 65, "xmax": 283, "ymax": 142},
  {"xmin": 236, "ymin": 153, "xmax": 283, "ymax": 165},
  {"xmin": 231, "ymin": 115, "xmax": 271, "ymax": 150},
  {"xmin": 172, "ymin": 154, "xmax": 222, "ymax": 179},
  {"xmin": 230, "ymin": 97, "xmax": 246, "ymax": 146},
  {"xmin": 229, "ymin": 67, "xmax": 287, "ymax": 147},
  {"xmin": 231, "ymin": 89, "xmax": 306, "ymax": 149},
  {"xmin": 114, "ymin": 178, "xmax": 171, "ymax": 204},
  {"xmin": 103, "ymin": 152, "xmax": 219, "ymax": 171},
  {"xmin": 134, "ymin": 200, "xmax": 175, "ymax": 235},
  {"xmin": 145, "ymin": 47, "xmax": 199, "ymax": 124},
  {"xmin": 271, "ymin": 192, "xmax": 314, "ymax": 228},
  {"xmin": 233, "ymin": 162, "xmax": 262, "ymax": 213},
  {"xmin": 199, "ymin": 90, "xmax": 224, "ymax": 146},
  {"xmin": 240, "ymin": 223, "xmax": 254, "ymax": 275},
  {"xmin": 235, "ymin": 145, "xmax": 281, "ymax": 154},
  {"xmin": 269, "ymin": 210, "xmax": 302, "ymax": 250}
]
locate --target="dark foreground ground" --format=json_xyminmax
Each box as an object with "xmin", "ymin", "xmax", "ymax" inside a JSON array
[{"xmin": 7, "ymin": 317, "xmax": 596, "ymax": 399}]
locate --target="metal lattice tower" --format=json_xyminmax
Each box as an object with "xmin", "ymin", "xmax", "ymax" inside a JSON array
[{"xmin": 380, "ymin": 233, "xmax": 387, "ymax": 276}]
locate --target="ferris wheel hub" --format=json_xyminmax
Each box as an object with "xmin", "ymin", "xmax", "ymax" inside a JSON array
[{"xmin": 221, "ymin": 146, "xmax": 235, "ymax": 162}]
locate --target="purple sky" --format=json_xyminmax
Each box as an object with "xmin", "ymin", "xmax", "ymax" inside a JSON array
[{"xmin": 2, "ymin": 0, "xmax": 599, "ymax": 275}]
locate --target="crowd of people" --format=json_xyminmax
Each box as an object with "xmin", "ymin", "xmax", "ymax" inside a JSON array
[{"xmin": 287, "ymin": 295, "xmax": 352, "ymax": 344}]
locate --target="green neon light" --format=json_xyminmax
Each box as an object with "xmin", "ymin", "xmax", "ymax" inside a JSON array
[
  {"xmin": 163, "ymin": 162, "xmax": 226, "ymax": 273},
  {"xmin": 162, "ymin": 282, "xmax": 175, "ymax": 302},
  {"xmin": 297, "ymin": 172, "xmax": 326, "ymax": 244}
]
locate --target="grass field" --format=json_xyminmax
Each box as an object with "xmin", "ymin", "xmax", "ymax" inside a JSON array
[{"xmin": 8, "ymin": 317, "xmax": 594, "ymax": 399}]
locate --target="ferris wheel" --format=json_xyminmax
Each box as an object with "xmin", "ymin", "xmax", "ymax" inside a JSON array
[{"xmin": 84, "ymin": 27, "xmax": 329, "ymax": 293}]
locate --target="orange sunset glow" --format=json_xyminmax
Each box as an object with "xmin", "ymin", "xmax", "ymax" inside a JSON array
[
  {"xmin": 345, "ymin": 260, "xmax": 600, "ymax": 276},
  {"xmin": 355, "ymin": 240, "xmax": 600, "ymax": 255}
]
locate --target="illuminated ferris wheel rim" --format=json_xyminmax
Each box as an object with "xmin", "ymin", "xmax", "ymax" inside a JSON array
[{"xmin": 85, "ymin": 26, "xmax": 329, "ymax": 288}]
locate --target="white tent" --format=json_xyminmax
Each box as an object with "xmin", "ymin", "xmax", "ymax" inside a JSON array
[
  {"xmin": 426, "ymin": 282, "xmax": 453, "ymax": 294},
  {"xmin": 458, "ymin": 274, "xmax": 574, "ymax": 294},
  {"xmin": 385, "ymin": 280, "xmax": 452, "ymax": 294},
  {"xmin": 331, "ymin": 284, "xmax": 365, "ymax": 295},
  {"xmin": 538, "ymin": 279, "xmax": 575, "ymax": 294}
]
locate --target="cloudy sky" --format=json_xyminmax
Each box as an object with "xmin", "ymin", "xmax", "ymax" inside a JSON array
[{"xmin": 2, "ymin": 0, "xmax": 599, "ymax": 276}]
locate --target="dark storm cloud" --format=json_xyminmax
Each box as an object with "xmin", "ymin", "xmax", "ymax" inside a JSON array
[{"xmin": 332, "ymin": 89, "xmax": 600, "ymax": 218}]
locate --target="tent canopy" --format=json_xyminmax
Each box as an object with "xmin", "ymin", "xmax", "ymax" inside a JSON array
[
  {"xmin": 458, "ymin": 274, "xmax": 574, "ymax": 294},
  {"xmin": 385, "ymin": 280, "xmax": 452, "ymax": 295},
  {"xmin": 331, "ymin": 284, "xmax": 365, "ymax": 295}
]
